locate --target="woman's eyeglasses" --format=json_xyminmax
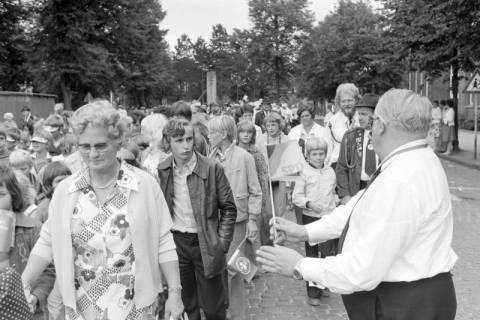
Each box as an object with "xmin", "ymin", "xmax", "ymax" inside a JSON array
[{"xmin": 77, "ymin": 143, "xmax": 110, "ymax": 154}]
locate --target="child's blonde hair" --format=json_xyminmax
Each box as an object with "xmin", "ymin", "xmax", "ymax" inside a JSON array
[
  {"xmin": 304, "ymin": 136, "xmax": 328, "ymax": 156},
  {"xmin": 9, "ymin": 149, "xmax": 33, "ymax": 168}
]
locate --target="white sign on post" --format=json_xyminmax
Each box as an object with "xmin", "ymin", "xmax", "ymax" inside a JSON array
[
  {"xmin": 464, "ymin": 70, "xmax": 480, "ymax": 93},
  {"xmin": 464, "ymin": 69, "xmax": 480, "ymax": 159}
]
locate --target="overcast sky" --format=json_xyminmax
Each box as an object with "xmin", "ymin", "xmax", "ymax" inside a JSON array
[{"xmin": 160, "ymin": 0, "xmax": 341, "ymax": 49}]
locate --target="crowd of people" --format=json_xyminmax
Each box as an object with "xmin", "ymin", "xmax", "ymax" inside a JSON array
[
  {"xmin": 430, "ymin": 99, "xmax": 456, "ymax": 155},
  {"xmin": 0, "ymin": 83, "xmax": 456, "ymax": 320}
]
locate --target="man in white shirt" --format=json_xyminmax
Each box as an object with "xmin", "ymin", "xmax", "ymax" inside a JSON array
[
  {"xmin": 326, "ymin": 83, "xmax": 361, "ymax": 169},
  {"xmin": 257, "ymin": 89, "xmax": 457, "ymax": 320}
]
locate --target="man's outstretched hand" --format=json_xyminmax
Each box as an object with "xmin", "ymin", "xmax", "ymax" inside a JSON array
[
  {"xmin": 270, "ymin": 217, "xmax": 308, "ymax": 244},
  {"xmin": 256, "ymin": 245, "xmax": 304, "ymax": 277}
]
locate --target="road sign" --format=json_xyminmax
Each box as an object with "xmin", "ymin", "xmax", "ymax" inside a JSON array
[{"xmin": 464, "ymin": 69, "xmax": 480, "ymax": 93}]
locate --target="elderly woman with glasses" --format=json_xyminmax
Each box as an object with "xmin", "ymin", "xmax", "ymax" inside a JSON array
[{"xmin": 21, "ymin": 101, "xmax": 184, "ymax": 320}]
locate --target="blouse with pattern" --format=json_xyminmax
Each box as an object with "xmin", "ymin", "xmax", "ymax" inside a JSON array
[{"xmin": 66, "ymin": 162, "xmax": 155, "ymax": 320}]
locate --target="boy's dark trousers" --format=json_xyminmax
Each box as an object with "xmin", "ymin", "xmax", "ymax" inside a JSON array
[
  {"xmin": 302, "ymin": 214, "xmax": 324, "ymax": 299},
  {"xmin": 173, "ymin": 231, "xmax": 227, "ymax": 320},
  {"xmin": 301, "ymin": 214, "xmax": 338, "ymax": 298}
]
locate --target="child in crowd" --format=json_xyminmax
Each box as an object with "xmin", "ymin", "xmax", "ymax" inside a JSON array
[
  {"xmin": 18, "ymin": 131, "xmax": 31, "ymax": 151},
  {"xmin": 32, "ymin": 161, "xmax": 71, "ymax": 224},
  {"xmin": 9, "ymin": 149, "xmax": 37, "ymax": 191},
  {"xmin": 30, "ymin": 129, "xmax": 53, "ymax": 175},
  {"xmin": 51, "ymin": 133, "xmax": 77, "ymax": 163},
  {"xmin": 6, "ymin": 128, "xmax": 21, "ymax": 151},
  {"xmin": 292, "ymin": 137, "xmax": 337, "ymax": 306},
  {"xmin": 14, "ymin": 171, "xmax": 38, "ymax": 218}
]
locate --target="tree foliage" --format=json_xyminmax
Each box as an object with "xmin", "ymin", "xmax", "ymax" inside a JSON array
[
  {"xmin": 29, "ymin": 0, "xmax": 113, "ymax": 109},
  {"xmin": 381, "ymin": 0, "xmax": 480, "ymax": 148},
  {"xmin": 24, "ymin": 0, "xmax": 172, "ymax": 108},
  {"xmin": 106, "ymin": 0, "xmax": 172, "ymax": 107},
  {"xmin": 0, "ymin": 0, "xmax": 29, "ymax": 90},
  {"xmin": 172, "ymin": 34, "xmax": 202, "ymax": 101},
  {"xmin": 248, "ymin": 0, "xmax": 313, "ymax": 99},
  {"xmin": 381, "ymin": 0, "xmax": 480, "ymax": 75},
  {"xmin": 297, "ymin": 0, "xmax": 404, "ymax": 101}
]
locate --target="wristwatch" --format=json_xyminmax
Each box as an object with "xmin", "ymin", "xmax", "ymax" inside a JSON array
[{"xmin": 292, "ymin": 259, "xmax": 304, "ymax": 280}]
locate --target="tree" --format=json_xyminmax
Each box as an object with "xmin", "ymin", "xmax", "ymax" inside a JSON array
[
  {"xmin": 0, "ymin": 0, "xmax": 29, "ymax": 91},
  {"xmin": 248, "ymin": 0, "xmax": 314, "ymax": 99},
  {"xmin": 28, "ymin": 0, "xmax": 113, "ymax": 109},
  {"xmin": 296, "ymin": 0, "xmax": 404, "ymax": 102},
  {"xmin": 27, "ymin": 0, "xmax": 173, "ymax": 109},
  {"xmin": 106, "ymin": 0, "xmax": 172, "ymax": 107},
  {"xmin": 381, "ymin": 0, "xmax": 480, "ymax": 150},
  {"xmin": 172, "ymin": 34, "xmax": 202, "ymax": 100}
]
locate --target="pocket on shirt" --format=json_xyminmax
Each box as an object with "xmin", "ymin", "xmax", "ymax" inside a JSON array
[
  {"xmin": 234, "ymin": 195, "xmax": 248, "ymax": 218},
  {"xmin": 227, "ymin": 168, "xmax": 243, "ymax": 194}
]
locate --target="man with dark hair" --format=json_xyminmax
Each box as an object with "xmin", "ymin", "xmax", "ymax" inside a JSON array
[
  {"xmin": 158, "ymin": 118, "xmax": 237, "ymax": 320},
  {"xmin": 239, "ymin": 104, "xmax": 262, "ymax": 139},
  {"xmin": 19, "ymin": 106, "xmax": 35, "ymax": 135},
  {"xmin": 171, "ymin": 100, "xmax": 193, "ymax": 121},
  {"xmin": 171, "ymin": 100, "xmax": 208, "ymax": 156},
  {"xmin": 254, "ymin": 101, "xmax": 271, "ymax": 132}
]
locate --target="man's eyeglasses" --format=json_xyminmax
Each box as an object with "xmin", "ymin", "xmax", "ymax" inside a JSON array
[{"xmin": 77, "ymin": 143, "xmax": 110, "ymax": 154}]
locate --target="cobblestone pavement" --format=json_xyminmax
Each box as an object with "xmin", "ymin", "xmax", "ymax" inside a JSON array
[
  {"xmin": 445, "ymin": 160, "xmax": 480, "ymax": 320},
  {"xmin": 246, "ymin": 159, "xmax": 480, "ymax": 320}
]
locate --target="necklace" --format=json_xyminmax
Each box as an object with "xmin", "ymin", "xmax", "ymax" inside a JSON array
[
  {"xmin": 90, "ymin": 165, "xmax": 119, "ymax": 189},
  {"xmin": 92, "ymin": 177, "xmax": 117, "ymax": 189}
]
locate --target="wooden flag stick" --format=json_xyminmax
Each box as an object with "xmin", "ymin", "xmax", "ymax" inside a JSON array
[
  {"xmin": 267, "ymin": 174, "xmax": 279, "ymax": 242},
  {"xmin": 263, "ymin": 146, "xmax": 279, "ymax": 243}
]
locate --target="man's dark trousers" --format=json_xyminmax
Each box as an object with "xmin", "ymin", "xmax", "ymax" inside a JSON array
[
  {"xmin": 173, "ymin": 231, "xmax": 227, "ymax": 320},
  {"xmin": 341, "ymin": 272, "xmax": 456, "ymax": 320}
]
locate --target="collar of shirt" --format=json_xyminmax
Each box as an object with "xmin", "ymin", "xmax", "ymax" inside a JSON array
[
  {"xmin": 173, "ymin": 153, "xmax": 197, "ymax": 175},
  {"xmin": 308, "ymin": 162, "xmax": 330, "ymax": 173},
  {"xmin": 380, "ymin": 139, "xmax": 428, "ymax": 172},
  {"xmin": 300, "ymin": 122, "xmax": 321, "ymax": 137},
  {"xmin": 212, "ymin": 142, "xmax": 235, "ymax": 163},
  {"xmin": 67, "ymin": 160, "xmax": 139, "ymax": 193},
  {"xmin": 31, "ymin": 152, "xmax": 52, "ymax": 160},
  {"xmin": 332, "ymin": 111, "xmax": 347, "ymax": 125}
]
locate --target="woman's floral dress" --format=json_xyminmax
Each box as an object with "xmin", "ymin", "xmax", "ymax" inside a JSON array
[{"xmin": 66, "ymin": 162, "xmax": 155, "ymax": 320}]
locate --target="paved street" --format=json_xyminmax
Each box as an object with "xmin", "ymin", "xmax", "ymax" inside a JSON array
[
  {"xmin": 458, "ymin": 129, "xmax": 479, "ymax": 154},
  {"xmin": 247, "ymin": 159, "xmax": 480, "ymax": 320}
]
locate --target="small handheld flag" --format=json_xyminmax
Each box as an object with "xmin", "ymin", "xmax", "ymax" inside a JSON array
[{"xmin": 227, "ymin": 238, "xmax": 258, "ymax": 282}]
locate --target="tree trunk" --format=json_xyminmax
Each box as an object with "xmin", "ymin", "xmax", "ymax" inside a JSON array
[
  {"xmin": 275, "ymin": 57, "xmax": 281, "ymax": 99},
  {"xmin": 451, "ymin": 60, "xmax": 460, "ymax": 152},
  {"xmin": 60, "ymin": 74, "xmax": 72, "ymax": 110},
  {"xmin": 274, "ymin": 15, "xmax": 281, "ymax": 99}
]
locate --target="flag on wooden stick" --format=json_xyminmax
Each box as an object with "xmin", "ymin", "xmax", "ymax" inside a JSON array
[{"xmin": 267, "ymin": 140, "xmax": 308, "ymax": 182}]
